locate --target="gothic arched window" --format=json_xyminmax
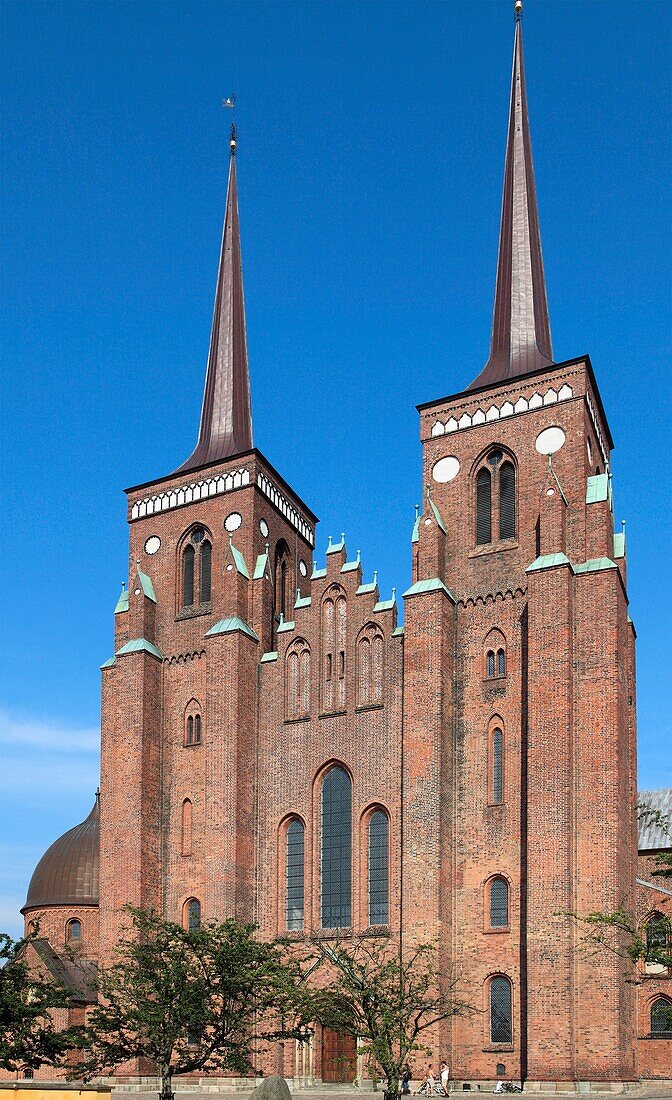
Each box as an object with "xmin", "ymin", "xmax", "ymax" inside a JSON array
[
  {"xmin": 184, "ymin": 703, "xmax": 203, "ymax": 748},
  {"xmin": 497, "ymin": 648, "xmax": 506, "ymax": 676},
  {"xmin": 321, "ymin": 766, "xmax": 352, "ymax": 929},
  {"xmin": 286, "ymin": 818, "xmax": 305, "ymax": 931},
  {"xmin": 181, "ymin": 527, "xmax": 212, "ymax": 611},
  {"xmin": 368, "ymin": 810, "xmax": 389, "ymax": 926},
  {"xmin": 286, "ymin": 640, "xmax": 311, "ymax": 719},
  {"xmin": 181, "ymin": 799, "xmax": 193, "ymax": 856},
  {"xmin": 489, "ymin": 877, "xmax": 509, "ymax": 928},
  {"xmin": 322, "ymin": 588, "xmax": 346, "ymax": 713},
  {"xmin": 475, "ymin": 451, "xmax": 517, "ymax": 547},
  {"xmin": 499, "ymin": 462, "xmax": 516, "ymax": 540},
  {"xmin": 492, "ymin": 727, "xmax": 504, "ymax": 804},
  {"xmin": 651, "ymin": 997, "xmax": 672, "ymax": 1036},
  {"xmin": 357, "ymin": 624, "xmax": 384, "ymax": 706},
  {"xmin": 489, "ymin": 976, "xmax": 513, "ymax": 1043}
]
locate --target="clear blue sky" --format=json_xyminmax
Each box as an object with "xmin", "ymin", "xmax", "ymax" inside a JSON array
[{"xmin": 1, "ymin": 0, "xmax": 670, "ymax": 939}]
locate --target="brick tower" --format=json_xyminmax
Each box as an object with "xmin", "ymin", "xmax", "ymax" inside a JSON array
[
  {"xmin": 408, "ymin": 10, "xmax": 637, "ymax": 1084},
  {"xmin": 98, "ymin": 125, "xmax": 317, "ymax": 963}
]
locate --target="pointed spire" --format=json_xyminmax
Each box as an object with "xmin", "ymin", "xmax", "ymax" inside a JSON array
[
  {"xmin": 469, "ymin": 6, "xmax": 553, "ymax": 390},
  {"xmin": 175, "ymin": 131, "xmax": 253, "ymax": 473}
]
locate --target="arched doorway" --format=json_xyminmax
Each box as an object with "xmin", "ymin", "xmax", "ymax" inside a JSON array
[{"xmin": 321, "ymin": 1027, "xmax": 357, "ymax": 1083}]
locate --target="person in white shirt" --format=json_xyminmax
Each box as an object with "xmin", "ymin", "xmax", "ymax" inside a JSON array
[{"xmin": 440, "ymin": 1062, "xmax": 450, "ymax": 1094}]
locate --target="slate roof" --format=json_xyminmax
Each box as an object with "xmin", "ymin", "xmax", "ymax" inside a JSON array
[{"xmin": 638, "ymin": 789, "xmax": 672, "ymax": 851}]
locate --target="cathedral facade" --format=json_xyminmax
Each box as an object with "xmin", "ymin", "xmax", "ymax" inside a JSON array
[{"xmin": 17, "ymin": 12, "xmax": 672, "ymax": 1089}]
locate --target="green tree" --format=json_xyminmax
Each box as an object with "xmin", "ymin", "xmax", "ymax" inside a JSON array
[
  {"xmin": 78, "ymin": 908, "xmax": 313, "ymax": 1100},
  {"xmin": 0, "ymin": 927, "xmax": 82, "ymax": 1072},
  {"xmin": 309, "ymin": 939, "xmax": 470, "ymax": 1098}
]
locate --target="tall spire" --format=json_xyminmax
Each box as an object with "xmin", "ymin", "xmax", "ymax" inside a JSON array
[
  {"xmin": 175, "ymin": 126, "xmax": 253, "ymax": 474},
  {"xmin": 469, "ymin": 4, "xmax": 553, "ymax": 390}
]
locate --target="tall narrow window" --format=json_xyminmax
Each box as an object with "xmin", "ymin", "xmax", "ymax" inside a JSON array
[
  {"xmin": 651, "ymin": 997, "xmax": 672, "ymax": 1037},
  {"xmin": 321, "ymin": 767, "xmax": 352, "ymax": 929},
  {"xmin": 499, "ymin": 462, "xmax": 516, "ymax": 540},
  {"xmin": 186, "ymin": 716, "xmax": 194, "ymax": 745},
  {"xmin": 497, "ymin": 649, "xmax": 506, "ymax": 676},
  {"xmin": 358, "ymin": 625, "xmax": 384, "ymax": 706},
  {"xmin": 194, "ymin": 714, "xmax": 201, "ymax": 744},
  {"xmin": 273, "ymin": 540, "xmax": 292, "ymax": 636},
  {"xmin": 300, "ymin": 647, "xmax": 311, "ymax": 715},
  {"xmin": 489, "ymin": 878, "xmax": 509, "ymax": 927},
  {"xmin": 183, "ymin": 544, "xmax": 195, "ymax": 607},
  {"xmin": 490, "ymin": 976, "xmax": 513, "ymax": 1043},
  {"xmin": 185, "ymin": 898, "xmax": 201, "ymax": 930},
  {"xmin": 492, "ymin": 728, "xmax": 504, "ymax": 804},
  {"xmin": 368, "ymin": 811, "xmax": 389, "ymax": 926},
  {"xmin": 323, "ymin": 599, "xmax": 334, "ymax": 710},
  {"xmin": 487, "ymin": 651, "xmax": 495, "ymax": 678},
  {"xmin": 181, "ymin": 799, "xmax": 193, "ymax": 856},
  {"xmin": 288, "ymin": 650, "xmax": 299, "ymax": 717},
  {"xmin": 286, "ymin": 819, "xmax": 305, "ymax": 931},
  {"xmin": 200, "ymin": 540, "xmax": 212, "ymax": 603},
  {"xmin": 184, "ymin": 706, "xmax": 202, "ymax": 748},
  {"xmin": 286, "ymin": 641, "xmax": 311, "ymax": 720},
  {"xmin": 337, "ymin": 597, "xmax": 347, "ymax": 709},
  {"xmin": 476, "ymin": 468, "xmax": 492, "ymax": 545}
]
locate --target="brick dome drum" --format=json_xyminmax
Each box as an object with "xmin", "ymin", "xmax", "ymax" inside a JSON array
[{"xmin": 23, "ymin": 797, "xmax": 100, "ymax": 912}]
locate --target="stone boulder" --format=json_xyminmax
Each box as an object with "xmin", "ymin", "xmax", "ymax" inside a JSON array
[{"xmin": 250, "ymin": 1075, "xmax": 292, "ymax": 1100}]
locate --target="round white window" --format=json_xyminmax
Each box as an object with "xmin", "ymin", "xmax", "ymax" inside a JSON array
[
  {"xmin": 299, "ymin": 559, "xmax": 308, "ymax": 577},
  {"xmin": 224, "ymin": 512, "xmax": 242, "ymax": 533},
  {"xmin": 144, "ymin": 536, "xmax": 161, "ymax": 555},
  {"xmin": 432, "ymin": 456, "xmax": 460, "ymax": 483},
  {"xmin": 535, "ymin": 426, "xmax": 566, "ymax": 455},
  {"xmin": 259, "ymin": 518, "xmax": 269, "ymax": 538}
]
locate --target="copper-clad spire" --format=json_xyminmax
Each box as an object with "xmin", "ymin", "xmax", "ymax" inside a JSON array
[
  {"xmin": 175, "ymin": 128, "xmax": 253, "ymax": 473},
  {"xmin": 469, "ymin": 8, "xmax": 553, "ymax": 390}
]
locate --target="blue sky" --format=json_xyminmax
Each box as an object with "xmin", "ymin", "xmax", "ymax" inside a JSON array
[{"xmin": 1, "ymin": 0, "xmax": 670, "ymax": 939}]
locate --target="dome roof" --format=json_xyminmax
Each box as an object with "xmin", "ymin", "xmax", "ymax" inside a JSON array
[{"xmin": 23, "ymin": 796, "xmax": 100, "ymax": 912}]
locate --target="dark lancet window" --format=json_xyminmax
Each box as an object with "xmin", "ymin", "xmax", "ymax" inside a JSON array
[
  {"xmin": 651, "ymin": 998, "xmax": 672, "ymax": 1037},
  {"xmin": 286, "ymin": 819, "xmax": 305, "ymax": 931},
  {"xmin": 497, "ymin": 649, "xmax": 506, "ymax": 676},
  {"xmin": 368, "ymin": 811, "xmax": 389, "ymax": 926},
  {"xmin": 487, "ymin": 651, "xmax": 495, "ymax": 678},
  {"xmin": 646, "ymin": 913, "xmax": 669, "ymax": 959},
  {"xmin": 499, "ymin": 462, "xmax": 516, "ymax": 540},
  {"xmin": 183, "ymin": 544, "xmax": 195, "ymax": 607},
  {"xmin": 476, "ymin": 468, "xmax": 492, "ymax": 545},
  {"xmin": 490, "ymin": 878, "xmax": 509, "ymax": 927},
  {"xmin": 490, "ymin": 976, "xmax": 513, "ymax": 1043},
  {"xmin": 321, "ymin": 767, "xmax": 352, "ymax": 929},
  {"xmin": 186, "ymin": 899, "xmax": 201, "ymax": 930},
  {"xmin": 66, "ymin": 919, "xmax": 82, "ymax": 942},
  {"xmin": 493, "ymin": 728, "xmax": 504, "ymax": 804},
  {"xmin": 200, "ymin": 540, "xmax": 212, "ymax": 604},
  {"xmin": 194, "ymin": 715, "xmax": 202, "ymax": 744}
]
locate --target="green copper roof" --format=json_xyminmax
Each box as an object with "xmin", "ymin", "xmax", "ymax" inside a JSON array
[
  {"xmin": 403, "ymin": 577, "xmax": 455, "ymax": 602},
  {"xmin": 138, "ymin": 571, "xmax": 157, "ymax": 603},
  {"xmin": 100, "ymin": 656, "xmax": 117, "ymax": 669},
  {"xmin": 230, "ymin": 541, "xmax": 250, "ymax": 578},
  {"xmin": 613, "ymin": 532, "xmax": 625, "ymax": 559},
  {"xmin": 205, "ymin": 617, "xmax": 259, "ymax": 642},
  {"xmin": 277, "ymin": 616, "xmax": 296, "ymax": 633},
  {"xmin": 411, "ymin": 515, "xmax": 421, "ymax": 544},
  {"xmin": 253, "ymin": 551, "xmax": 269, "ymax": 580},
  {"xmin": 312, "ymin": 566, "xmax": 327, "ymax": 579},
  {"xmin": 114, "ymin": 589, "xmax": 129, "ymax": 614},
  {"xmin": 295, "ymin": 592, "xmax": 312, "ymax": 609},
  {"xmin": 116, "ymin": 637, "xmax": 163, "ymax": 660},
  {"xmin": 526, "ymin": 552, "xmax": 572, "ymax": 573},
  {"xmin": 326, "ymin": 535, "xmax": 346, "ymax": 555},
  {"xmin": 341, "ymin": 560, "xmax": 360, "ymax": 573},
  {"xmin": 260, "ymin": 651, "xmax": 278, "ymax": 663},
  {"xmin": 392, "ymin": 625, "xmax": 405, "ymax": 637},
  {"xmin": 586, "ymin": 473, "xmax": 609, "ymax": 504},
  {"xmin": 428, "ymin": 497, "xmax": 447, "ymax": 534},
  {"xmin": 574, "ymin": 557, "xmax": 618, "ymax": 574},
  {"xmin": 374, "ymin": 590, "xmax": 396, "ymax": 613},
  {"xmin": 357, "ymin": 581, "xmax": 378, "ymax": 595}
]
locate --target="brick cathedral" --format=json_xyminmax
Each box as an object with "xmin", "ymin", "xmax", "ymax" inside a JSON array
[{"xmin": 17, "ymin": 10, "xmax": 671, "ymax": 1089}]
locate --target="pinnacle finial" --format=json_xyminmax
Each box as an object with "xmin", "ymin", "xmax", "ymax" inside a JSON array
[
  {"xmin": 514, "ymin": 0, "xmax": 523, "ymax": 18},
  {"xmin": 224, "ymin": 95, "xmax": 237, "ymax": 155}
]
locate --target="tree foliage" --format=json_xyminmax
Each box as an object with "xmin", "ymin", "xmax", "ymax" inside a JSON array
[
  {"xmin": 308, "ymin": 939, "xmax": 470, "ymax": 1096},
  {"xmin": 77, "ymin": 908, "xmax": 313, "ymax": 1100},
  {"xmin": 0, "ymin": 926, "xmax": 82, "ymax": 1072}
]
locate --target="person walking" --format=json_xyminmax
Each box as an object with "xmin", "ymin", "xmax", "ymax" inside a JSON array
[{"xmin": 440, "ymin": 1062, "xmax": 450, "ymax": 1095}]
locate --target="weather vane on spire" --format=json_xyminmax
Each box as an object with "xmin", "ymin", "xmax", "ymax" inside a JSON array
[{"xmin": 223, "ymin": 95, "xmax": 237, "ymax": 154}]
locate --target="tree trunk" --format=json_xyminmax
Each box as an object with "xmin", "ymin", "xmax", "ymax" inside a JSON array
[{"xmin": 158, "ymin": 1065, "xmax": 173, "ymax": 1100}]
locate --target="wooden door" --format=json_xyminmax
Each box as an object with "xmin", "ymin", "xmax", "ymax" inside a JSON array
[{"xmin": 321, "ymin": 1028, "xmax": 357, "ymax": 1082}]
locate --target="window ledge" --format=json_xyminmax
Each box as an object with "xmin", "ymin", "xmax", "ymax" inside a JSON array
[
  {"xmin": 484, "ymin": 675, "xmax": 507, "ymax": 684},
  {"xmin": 183, "ymin": 742, "xmax": 202, "ymax": 749},
  {"xmin": 176, "ymin": 604, "xmax": 212, "ymax": 621},
  {"xmin": 356, "ymin": 703, "xmax": 384, "ymax": 713},
  {"xmin": 482, "ymin": 1045, "xmax": 514, "ymax": 1053},
  {"xmin": 279, "ymin": 930, "xmax": 305, "ymax": 942},
  {"xmin": 483, "ymin": 926, "xmax": 511, "ymax": 935},
  {"xmin": 319, "ymin": 709, "xmax": 347, "ymax": 719},
  {"xmin": 361, "ymin": 925, "xmax": 390, "ymax": 937},
  {"xmin": 285, "ymin": 715, "xmax": 311, "ymax": 725},
  {"xmin": 486, "ymin": 802, "xmax": 505, "ymax": 809},
  {"xmin": 469, "ymin": 541, "xmax": 519, "ymax": 559}
]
